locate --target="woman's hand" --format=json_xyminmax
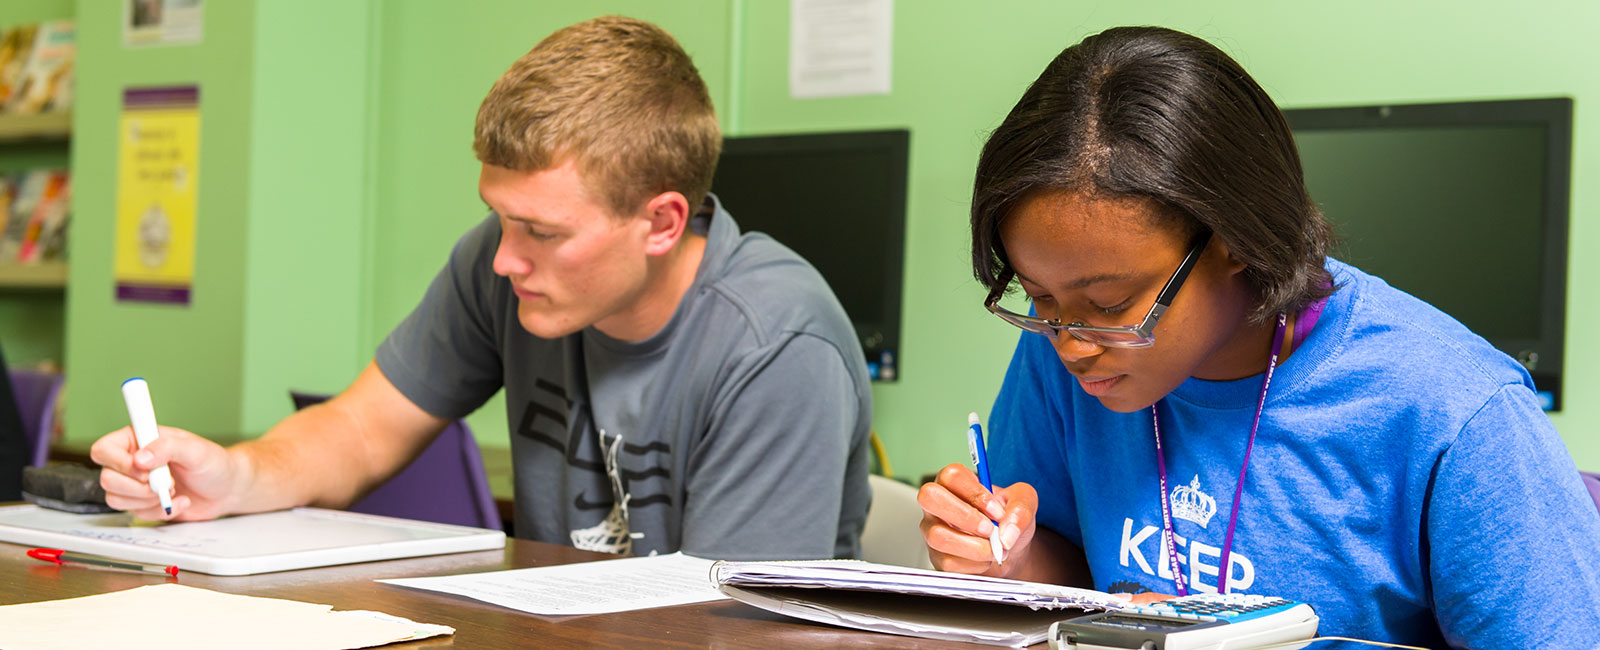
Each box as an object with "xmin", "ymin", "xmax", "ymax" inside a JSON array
[{"xmin": 918, "ymin": 463, "xmax": 1038, "ymax": 578}]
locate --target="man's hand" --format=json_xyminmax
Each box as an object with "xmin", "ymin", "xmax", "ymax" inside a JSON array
[{"xmin": 90, "ymin": 425, "xmax": 244, "ymax": 521}]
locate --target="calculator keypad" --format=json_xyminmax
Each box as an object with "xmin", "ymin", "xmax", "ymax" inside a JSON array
[{"xmin": 1123, "ymin": 593, "xmax": 1294, "ymax": 623}]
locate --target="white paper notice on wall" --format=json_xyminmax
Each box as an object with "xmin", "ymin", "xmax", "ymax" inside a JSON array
[{"xmin": 789, "ymin": 0, "xmax": 893, "ymax": 99}]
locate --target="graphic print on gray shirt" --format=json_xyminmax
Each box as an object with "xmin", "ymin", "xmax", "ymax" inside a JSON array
[{"xmin": 376, "ymin": 196, "xmax": 872, "ymax": 560}]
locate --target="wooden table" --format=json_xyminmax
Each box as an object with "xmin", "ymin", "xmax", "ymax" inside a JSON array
[{"xmin": 0, "ymin": 536, "xmax": 984, "ymax": 649}]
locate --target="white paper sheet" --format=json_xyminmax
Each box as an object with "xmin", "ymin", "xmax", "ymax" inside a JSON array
[
  {"xmin": 789, "ymin": 0, "xmax": 893, "ymax": 98},
  {"xmin": 0, "ymin": 584, "xmax": 452, "ymax": 650},
  {"xmin": 377, "ymin": 552, "xmax": 728, "ymax": 616}
]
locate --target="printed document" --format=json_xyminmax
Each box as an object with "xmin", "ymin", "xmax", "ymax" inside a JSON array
[{"xmin": 378, "ymin": 551, "xmax": 727, "ymax": 616}]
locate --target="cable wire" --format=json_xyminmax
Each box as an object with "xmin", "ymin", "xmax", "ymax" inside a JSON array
[{"xmin": 1253, "ymin": 636, "xmax": 1430, "ymax": 650}]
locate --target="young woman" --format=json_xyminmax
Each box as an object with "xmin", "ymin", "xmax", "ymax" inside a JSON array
[{"xmin": 918, "ymin": 26, "xmax": 1600, "ymax": 647}]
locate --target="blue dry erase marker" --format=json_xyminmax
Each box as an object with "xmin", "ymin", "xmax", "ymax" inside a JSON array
[{"xmin": 966, "ymin": 412, "xmax": 1005, "ymax": 565}]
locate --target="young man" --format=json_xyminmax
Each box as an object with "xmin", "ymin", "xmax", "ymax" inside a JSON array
[{"xmin": 92, "ymin": 16, "xmax": 872, "ymax": 561}]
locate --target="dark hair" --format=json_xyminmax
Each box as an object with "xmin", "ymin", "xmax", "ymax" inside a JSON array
[{"xmin": 970, "ymin": 26, "xmax": 1332, "ymax": 321}]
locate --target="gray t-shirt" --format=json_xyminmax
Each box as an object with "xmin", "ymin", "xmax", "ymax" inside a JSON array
[{"xmin": 376, "ymin": 197, "xmax": 872, "ymax": 560}]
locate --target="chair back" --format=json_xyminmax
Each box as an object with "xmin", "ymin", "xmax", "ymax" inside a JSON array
[
  {"xmin": 9, "ymin": 370, "xmax": 63, "ymax": 467},
  {"xmin": 1582, "ymin": 471, "xmax": 1600, "ymax": 515},
  {"xmin": 290, "ymin": 391, "xmax": 502, "ymax": 531},
  {"xmin": 861, "ymin": 474, "xmax": 933, "ymax": 569}
]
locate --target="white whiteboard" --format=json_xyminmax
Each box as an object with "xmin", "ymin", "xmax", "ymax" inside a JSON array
[{"xmin": 0, "ymin": 505, "xmax": 505, "ymax": 576}]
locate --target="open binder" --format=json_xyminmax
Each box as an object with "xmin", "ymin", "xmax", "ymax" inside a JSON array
[{"xmin": 710, "ymin": 559, "xmax": 1129, "ymax": 647}]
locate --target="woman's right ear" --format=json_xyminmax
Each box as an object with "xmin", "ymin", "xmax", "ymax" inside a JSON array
[{"xmin": 1212, "ymin": 237, "xmax": 1249, "ymax": 276}]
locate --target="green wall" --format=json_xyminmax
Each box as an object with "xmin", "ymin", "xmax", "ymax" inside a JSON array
[
  {"xmin": 51, "ymin": 1, "xmax": 1600, "ymax": 485},
  {"xmin": 238, "ymin": 0, "xmax": 374, "ymax": 431},
  {"xmin": 65, "ymin": 0, "xmax": 256, "ymax": 439},
  {"xmin": 61, "ymin": 0, "xmax": 383, "ymax": 443}
]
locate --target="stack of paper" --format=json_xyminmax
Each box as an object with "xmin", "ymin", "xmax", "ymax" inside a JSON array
[{"xmin": 711, "ymin": 560, "xmax": 1129, "ymax": 647}]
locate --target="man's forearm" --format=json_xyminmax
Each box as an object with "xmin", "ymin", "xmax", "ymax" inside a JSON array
[{"xmin": 221, "ymin": 403, "xmax": 388, "ymax": 514}]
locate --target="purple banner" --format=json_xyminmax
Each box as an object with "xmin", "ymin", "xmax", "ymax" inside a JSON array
[
  {"xmin": 116, "ymin": 284, "xmax": 191, "ymax": 305},
  {"xmin": 123, "ymin": 85, "xmax": 199, "ymax": 109}
]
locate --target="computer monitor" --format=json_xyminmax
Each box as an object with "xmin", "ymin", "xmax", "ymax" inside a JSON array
[
  {"xmin": 1283, "ymin": 98, "xmax": 1572, "ymax": 410},
  {"xmin": 711, "ymin": 129, "xmax": 909, "ymax": 381}
]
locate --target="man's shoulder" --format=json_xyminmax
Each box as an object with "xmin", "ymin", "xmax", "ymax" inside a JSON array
[{"xmin": 699, "ymin": 231, "xmax": 856, "ymax": 347}]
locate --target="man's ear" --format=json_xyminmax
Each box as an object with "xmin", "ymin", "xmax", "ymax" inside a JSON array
[{"xmin": 641, "ymin": 191, "xmax": 691, "ymax": 256}]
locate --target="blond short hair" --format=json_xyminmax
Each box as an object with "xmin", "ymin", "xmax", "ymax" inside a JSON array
[{"xmin": 473, "ymin": 16, "xmax": 721, "ymax": 216}]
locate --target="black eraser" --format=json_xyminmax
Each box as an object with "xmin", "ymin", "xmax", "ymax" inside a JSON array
[{"xmin": 21, "ymin": 464, "xmax": 117, "ymax": 513}]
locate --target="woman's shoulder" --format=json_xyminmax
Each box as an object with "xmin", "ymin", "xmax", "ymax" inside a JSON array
[
  {"xmin": 1329, "ymin": 261, "xmax": 1521, "ymax": 377},
  {"xmin": 1303, "ymin": 259, "xmax": 1536, "ymax": 419}
]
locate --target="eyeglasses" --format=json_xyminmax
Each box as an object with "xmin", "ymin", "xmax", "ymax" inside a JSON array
[{"xmin": 984, "ymin": 231, "xmax": 1212, "ymax": 348}]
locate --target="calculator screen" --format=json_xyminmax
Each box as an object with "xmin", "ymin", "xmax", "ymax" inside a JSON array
[{"xmin": 1095, "ymin": 614, "xmax": 1203, "ymax": 630}]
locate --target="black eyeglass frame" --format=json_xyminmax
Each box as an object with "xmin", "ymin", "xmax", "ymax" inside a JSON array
[{"xmin": 983, "ymin": 231, "xmax": 1213, "ymax": 348}]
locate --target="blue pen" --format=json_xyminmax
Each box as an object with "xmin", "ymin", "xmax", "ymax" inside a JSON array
[{"xmin": 966, "ymin": 412, "xmax": 1006, "ymax": 565}]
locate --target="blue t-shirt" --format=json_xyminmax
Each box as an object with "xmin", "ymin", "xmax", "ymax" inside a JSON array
[{"xmin": 987, "ymin": 259, "xmax": 1600, "ymax": 648}]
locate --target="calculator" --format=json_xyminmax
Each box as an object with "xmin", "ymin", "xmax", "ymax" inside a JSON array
[{"xmin": 1048, "ymin": 592, "xmax": 1319, "ymax": 650}]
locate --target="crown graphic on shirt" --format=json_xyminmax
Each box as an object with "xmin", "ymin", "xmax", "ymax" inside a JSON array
[{"xmin": 1171, "ymin": 475, "xmax": 1217, "ymax": 528}]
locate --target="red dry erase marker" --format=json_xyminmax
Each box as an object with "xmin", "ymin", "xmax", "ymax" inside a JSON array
[{"xmin": 27, "ymin": 548, "xmax": 179, "ymax": 577}]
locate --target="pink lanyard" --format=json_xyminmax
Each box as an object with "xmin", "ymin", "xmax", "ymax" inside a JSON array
[{"xmin": 1152, "ymin": 311, "xmax": 1287, "ymax": 596}]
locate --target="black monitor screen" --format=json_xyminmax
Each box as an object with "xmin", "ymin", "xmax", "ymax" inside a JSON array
[
  {"xmin": 1293, "ymin": 125, "xmax": 1545, "ymax": 340},
  {"xmin": 711, "ymin": 129, "xmax": 909, "ymax": 380},
  {"xmin": 1285, "ymin": 99, "xmax": 1571, "ymax": 409}
]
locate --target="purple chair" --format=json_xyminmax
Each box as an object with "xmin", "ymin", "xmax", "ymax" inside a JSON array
[
  {"xmin": 9, "ymin": 370, "xmax": 63, "ymax": 467},
  {"xmin": 290, "ymin": 391, "xmax": 502, "ymax": 531},
  {"xmin": 1582, "ymin": 472, "xmax": 1600, "ymax": 515}
]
